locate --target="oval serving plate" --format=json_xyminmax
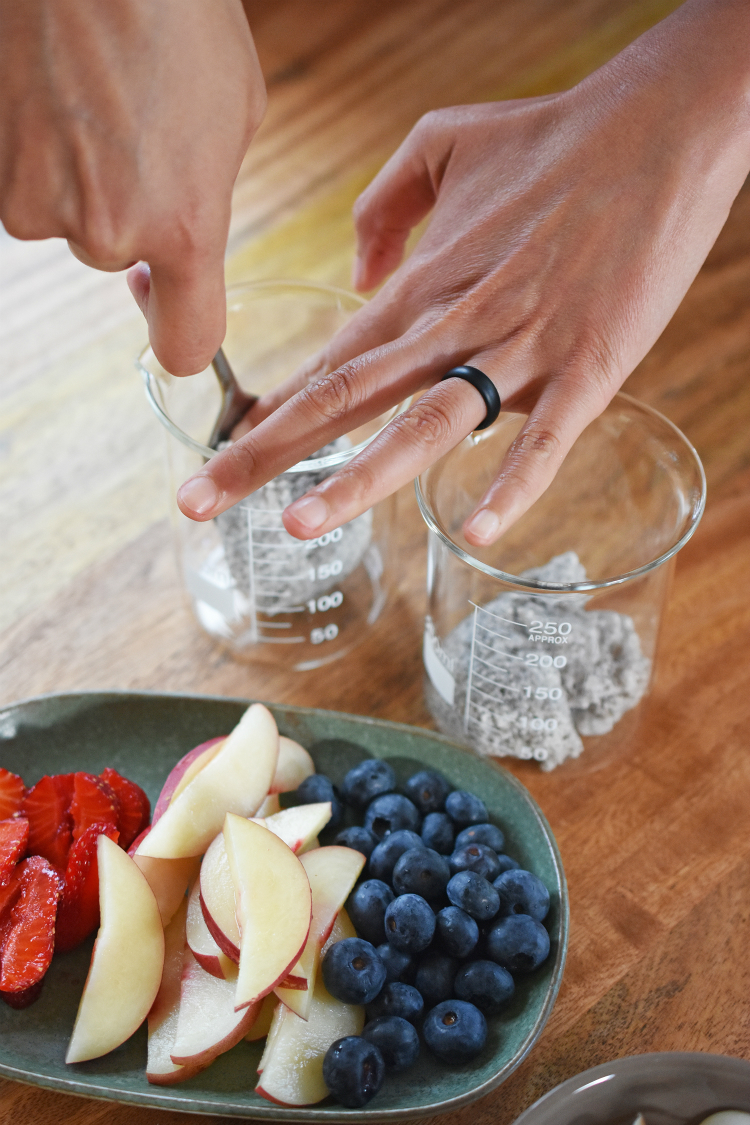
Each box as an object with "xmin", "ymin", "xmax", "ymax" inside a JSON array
[{"xmin": 0, "ymin": 691, "xmax": 568, "ymax": 1121}]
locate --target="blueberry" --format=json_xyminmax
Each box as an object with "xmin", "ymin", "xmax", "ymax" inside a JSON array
[
  {"xmin": 368, "ymin": 830, "xmax": 423, "ymax": 882},
  {"xmin": 486, "ymin": 915, "xmax": 550, "ymax": 974},
  {"xmin": 495, "ymin": 854, "xmax": 521, "ymax": 875},
  {"xmin": 362, "ymin": 1016, "xmax": 420, "ymax": 1073},
  {"xmin": 322, "ymin": 938, "xmax": 387, "ymax": 1005},
  {"xmin": 493, "ymin": 869, "xmax": 550, "ymax": 922},
  {"xmin": 434, "ymin": 906, "xmax": 479, "ymax": 959},
  {"xmin": 446, "ymin": 871, "xmax": 500, "ymax": 921},
  {"xmin": 295, "ymin": 774, "xmax": 344, "ymax": 828},
  {"xmin": 445, "ymin": 790, "xmax": 488, "ymax": 828},
  {"xmin": 392, "ymin": 847, "xmax": 450, "ymax": 902},
  {"xmin": 334, "ymin": 825, "xmax": 378, "ymax": 859},
  {"xmin": 421, "ymin": 812, "xmax": 455, "ymax": 855},
  {"xmin": 342, "ymin": 759, "xmax": 396, "ymax": 810},
  {"xmin": 366, "ymin": 981, "xmax": 424, "ymax": 1024},
  {"xmin": 403, "ymin": 770, "xmax": 452, "ymax": 814},
  {"xmin": 423, "ymin": 1000, "xmax": 487, "ymax": 1064},
  {"xmin": 322, "ymin": 1036, "xmax": 385, "ymax": 1108},
  {"xmin": 384, "ymin": 894, "xmax": 435, "ymax": 953},
  {"xmin": 365, "ymin": 794, "xmax": 421, "ymax": 840},
  {"xmin": 449, "ymin": 843, "xmax": 502, "ymax": 882},
  {"xmin": 414, "ymin": 951, "xmax": 457, "ymax": 1007},
  {"xmin": 454, "ymin": 960, "xmax": 515, "ymax": 1015},
  {"xmin": 455, "ymin": 822, "xmax": 506, "ymax": 853},
  {"xmin": 376, "ymin": 943, "xmax": 415, "ymax": 984},
  {"xmin": 347, "ymin": 880, "xmax": 394, "ymax": 945}
]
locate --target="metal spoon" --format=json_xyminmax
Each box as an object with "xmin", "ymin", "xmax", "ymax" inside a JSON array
[{"xmin": 208, "ymin": 347, "xmax": 258, "ymax": 449}]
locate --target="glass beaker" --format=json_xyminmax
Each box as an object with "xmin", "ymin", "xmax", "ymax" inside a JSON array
[
  {"xmin": 138, "ymin": 280, "xmax": 402, "ymax": 669},
  {"xmin": 416, "ymin": 393, "xmax": 706, "ymax": 770}
]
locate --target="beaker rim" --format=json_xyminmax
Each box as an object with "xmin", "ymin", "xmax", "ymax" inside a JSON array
[
  {"xmin": 414, "ymin": 392, "xmax": 707, "ymax": 594},
  {"xmin": 136, "ymin": 278, "xmax": 406, "ymax": 473}
]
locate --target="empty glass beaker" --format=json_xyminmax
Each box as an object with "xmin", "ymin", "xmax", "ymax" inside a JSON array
[
  {"xmin": 138, "ymin": 280, "xmax": 402, "ymax": 669},
  {"xmin": 416, "ymin": 393, "xmax": 706, "ymax": 770}
]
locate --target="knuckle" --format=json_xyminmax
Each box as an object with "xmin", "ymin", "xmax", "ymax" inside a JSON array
[
  {"xmin": 395, "ymin": 395, "xmax": 457, "ymax": 449},
  {"xmin": 224, "ymin": 437, "xmax": 261, "ymax": 485},
  {"xmin": 300, "ymin": 365, "xmax": 364, "ymax": 425},
  {"xmin": 510, "ymin": 424, "xmax": 563, "ymax": 463}
]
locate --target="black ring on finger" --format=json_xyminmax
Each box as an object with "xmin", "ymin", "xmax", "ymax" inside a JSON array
[{"xmin": 440, "ymin": 366, "xmax": 501, "ymax": 431}]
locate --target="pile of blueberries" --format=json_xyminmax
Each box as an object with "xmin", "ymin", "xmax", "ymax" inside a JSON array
[{"xmin": 292, "ymin": 758, "xmax": 553, "ymax": 1109}]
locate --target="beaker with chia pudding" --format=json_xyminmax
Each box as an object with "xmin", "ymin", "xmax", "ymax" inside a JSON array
[
  {"xmin": 138, "ymin": 280, "xmax": 403, "ymax": 669},
  {"xmin": 416, "ymin": 394, "xmax": 705, "ymax": 770}
]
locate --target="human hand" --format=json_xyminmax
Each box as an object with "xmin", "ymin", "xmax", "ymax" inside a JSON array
[
  {"xmin": 0, "ymin": 0, "xmax": 265, "ymax": 375},
  {"xmin": 176, "ymin": 0, "xmax": 750, "ymax": 543}
]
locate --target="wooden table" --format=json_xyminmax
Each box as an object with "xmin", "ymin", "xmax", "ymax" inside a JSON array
[{"xmin": 1, "ymin": 1, "xmax": 749, "ymax": 1121}]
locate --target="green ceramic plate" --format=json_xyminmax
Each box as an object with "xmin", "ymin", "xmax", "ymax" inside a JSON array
[{"xmin": 0, "ymin": 691, "xmax": 568, "ymax": 1120}]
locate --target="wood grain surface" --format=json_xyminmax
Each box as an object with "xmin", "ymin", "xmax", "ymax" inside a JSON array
[{"xmin": 1, "ymin": 1, "xmax": 749, "ymax": 1122}]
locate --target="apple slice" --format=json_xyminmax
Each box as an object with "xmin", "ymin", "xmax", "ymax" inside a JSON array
[
  {"xmin": 256, "ymin": 802, "xmax": 332, "ymax": 854},
  {"xmin": 170, "ymin": 948, "xmax": 260, "ymax": 1067},
  {"xmin": 323, "ymin": 906, "xmax": 357, "ymax": 949},
  {"xmin": 255, "ymin": 793, "xmax": 281, "ymax": 818},
  {"xmin": 66, "ymin": 835, "xmax": 164, "ymax": 1064},
  {"xmin": 269, "ymin": 737, "xmax": 315, "ymax": 794},
  {"xmin": 132, "ymin": 848, "xmax": 200, "ymax": 927},
  {"xmin": 274, "ymin": 847, "xmax": 365, "ymax": 1018},
  {"xmin": 199, "ymin": 803, "xmax": 329, "ymax": 964},
  {"xmin": 147, "ymin": 898, "xmax": 204, "ymax": 1086},
  {"xmin": 245, "ymin": 992, "xmax": 277, "ymax": 1042},
  {"xmin": 199, "ymin": 832, "xmax": 240, "ymax": 962},
  {"xmin": 137, "ymin": 704, "xmax": 278, "ymax": 859},
  {"xmin": 186, "ymin": 876, "xmax": 236, "ymax": 980},
  {"xmin": 152, "ymin": 737, "xmax": 225, "ymax": 825},
  {"xmin": 256, "ymin": 968, "xmax": 364, "ymax": 1105},
  {"xmin": 223, "ymin": 814, "xmax": 312, "ymax": 1011},
  {"xmin": 169, "ymin": 740, "xmax": 225, "ymax": 806}
]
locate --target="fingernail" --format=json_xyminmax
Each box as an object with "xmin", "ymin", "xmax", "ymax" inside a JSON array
[
  {"xmin": 464, "ymin": 508, "xmax": 500, "ymax": 544},
  {"xmin": 287, "ymin": 494, "xmax": 328, "ymax": 532},
  {"xmin": 178, "ymin": 475, "xmax": 219, "ymax": 516}
]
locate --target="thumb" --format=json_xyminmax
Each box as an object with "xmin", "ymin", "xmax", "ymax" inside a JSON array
[
  {"xmin": 352, "ymin": 121, "xmax": 448, "ymax": 292},
  {"xmin": 126, "ymin": 251, "xmax": 227, "ymax": 377}
]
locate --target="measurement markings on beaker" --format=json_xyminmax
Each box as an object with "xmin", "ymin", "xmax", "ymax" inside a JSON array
[
  {"xmin": 244, "ymin": 506, "xmax": 346, "ymax": 646},
  {"xmin": 463, "ymin": 602, "xmax": 573, "ymax": 739}
]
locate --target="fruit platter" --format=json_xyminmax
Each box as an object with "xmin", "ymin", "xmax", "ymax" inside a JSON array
[{"xmin": 0, "ymin": 691, "xmax": 567, "ymax": 1120}]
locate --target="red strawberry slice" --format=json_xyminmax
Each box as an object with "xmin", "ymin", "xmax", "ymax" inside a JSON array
[
  {"xmin": 21, "ymin": 774, "xmax": 75, "ymax": 872},
  {"xmin": 0, "ymin": 978, "xmax": 45, "ymax": 1008},
  {"xmin": 99, "ymin": 768, "xmax": 150, "ymax": 851},
  {"xmin": 55, "ymin": 823, "xmax": 119, "ymax": 953},
  {"xmin": 0, "ymin": 855, "xmax": 62, "ymax": 993},
  {"xmin": 0, "ymin": 769, "xmax": 24, "ymax": 820},
  {"xmin": 0, "ymin": 862, "xmax": 24, "ymax": 923},
  {"xmin": 0, "ymin": 818, "xmax": 29, "ymax": 887},
  {"xmin": 70, "ymin": 773, "xmax": 119, "ymax": 843}
]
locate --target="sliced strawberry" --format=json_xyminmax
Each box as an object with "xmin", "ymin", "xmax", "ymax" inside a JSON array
[
  {"xmin": 0, "ymin": 818, "xmax": 29, "ymax": 887},
  {"xmin": 99, "ymin": 768, "xmax": 150, "ymax": 851},
  {"xmin": 0, "ymin": 978, "xmax": 45, "ymax": 1008},
  {"xmin": 55, "ymin": 823, "xmax": 119, "ymax": 953},
  {"xmin": 0, "ymin": 862, "xmax": 25, "ymax": 923},
  {"xmin": 0, "ymin": 855, "xmax": 62, "ymax": 992},
  {"xmin": 0, "ymin": 769, "xmax": 24, "ymax": 820},
  {"xmin": 70, "ymin": 773, "xmax": 119, "ymax": 843},
  {"xmin": 21, "ymin": 774, "xmax": 75, "ymax": 872}
]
